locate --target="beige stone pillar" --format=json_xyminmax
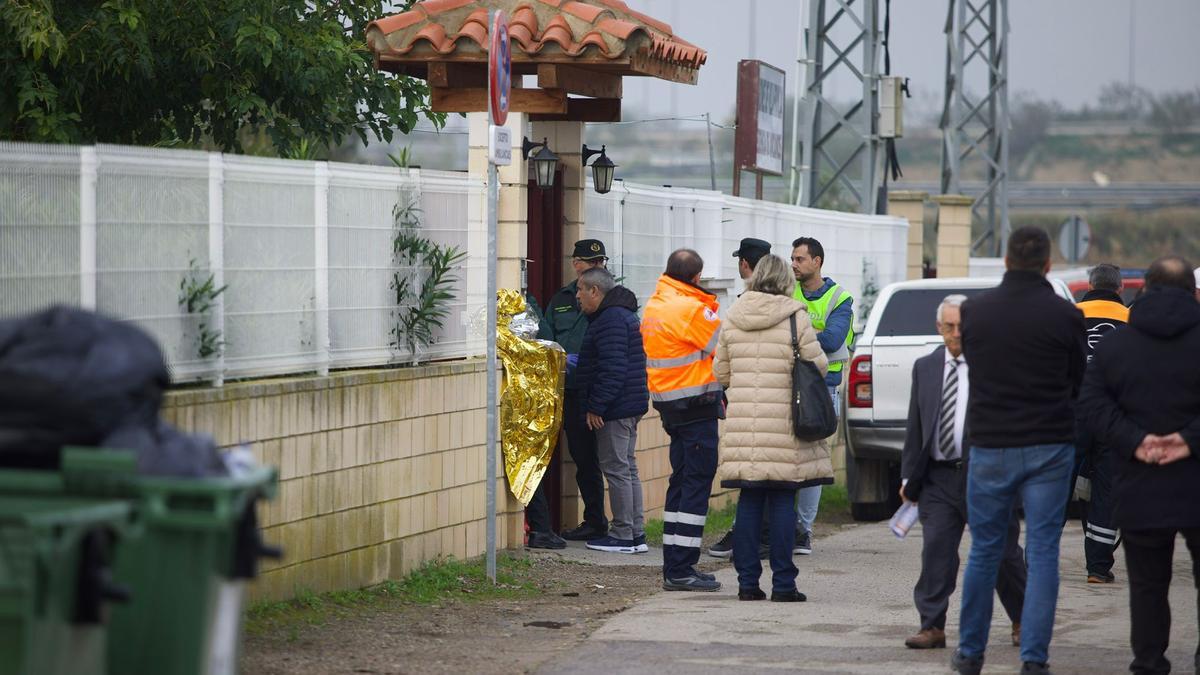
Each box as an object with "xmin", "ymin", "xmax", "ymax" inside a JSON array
[
  {"xmin": 888, "ymin": 191, "xmax": 928, "ymax": 280},
  {"xmin": 933, "ymin": 195, "xmax": 973, "ymax": 278},
  {"xmin": 530, "ymin": 120, "xmax": 589, "ymax": 529},
  {"xmin": 468, "ymin": 111, "xmax": 528, "ymax": 290},
  {"xmin": 530, "ymin": 120, "xmax": 586, "ymax": 282}
]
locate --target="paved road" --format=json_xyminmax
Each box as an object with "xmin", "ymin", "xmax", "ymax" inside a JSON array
[{"xmin": 541, "ymin": 522, "xmax": 1199, "ymax": 674}]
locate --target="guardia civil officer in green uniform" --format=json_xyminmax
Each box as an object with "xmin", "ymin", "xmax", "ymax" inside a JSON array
[
  {"xmin": 790, "ymin": 236, "xmax": 854, "ymax": 556},
  {"xmin": 537, "ymin": 239, "xmax": 611, "ymax": 540}
]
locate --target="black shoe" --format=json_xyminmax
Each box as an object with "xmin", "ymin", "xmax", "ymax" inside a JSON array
[
  {"xmin": 686, "ymin": 567, "xmax": 716, "ymax": 582},
  {"xmin": 738, "ymin": 587, "xmax": 766, "ymax": 600},
  {"xmin": 527, "ymin": 531, "xmax": 566, "ymax": 549},
  {"xmin": 1021, "ymin": 662, "xmax": 1053, "ymax": 674},
  {"xmin": 950, "ymin": 649, "xmax": 983, "ymax": 675},
  {"xmin": 561, "ymin": 522, "xmax": 606, "ymax": 541},
  {"xmin": 663, "ymin": 575, "xmax": 722, "ymax": 592},
  {"xmin": 770, "ymin": 589, "xmax": 807, "ymax": 602},
  {"xmin": 794, "ymin": 530, "xmax": 812, "ymax": 555},
  {"xmin": 707, "ymin": 529, "xmax": 734, "ymax": 558},
  {"xmin": 633, "ymin": 534, "xmax": 649, "ymax": 553}
]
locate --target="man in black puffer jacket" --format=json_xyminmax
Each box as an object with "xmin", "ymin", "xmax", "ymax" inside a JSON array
[
  {"xmin": 575, "ymin": 268, "xmax": 650, "ymax": 554},
  {"xmin": 1078, "ymin": 255, "xmax": 1200, "ymax": 675}
]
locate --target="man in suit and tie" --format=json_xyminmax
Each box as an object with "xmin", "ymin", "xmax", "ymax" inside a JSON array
[{"xmin": 901, "ymin": 294, "xmax": 1027, "ymax": 650}]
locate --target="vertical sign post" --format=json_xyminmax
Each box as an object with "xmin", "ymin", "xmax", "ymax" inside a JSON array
[{"xmin": 485, "ymin": 9, "xmax": 511, "ymax": 584}]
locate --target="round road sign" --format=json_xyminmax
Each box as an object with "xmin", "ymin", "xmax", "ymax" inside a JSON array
[{"xmin": 489, "ymin": 11, "xmax": 511, "ymax": 127}]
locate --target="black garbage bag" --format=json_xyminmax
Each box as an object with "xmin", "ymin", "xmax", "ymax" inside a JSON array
[{"xmin": 0, "ymin": 306, "xmax": 227, "ymax": 476}]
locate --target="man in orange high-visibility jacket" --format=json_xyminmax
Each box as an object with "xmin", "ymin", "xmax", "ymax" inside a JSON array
[{"xmin": 642, "ymin": 248, "xmax": 724, "ymax": 592}]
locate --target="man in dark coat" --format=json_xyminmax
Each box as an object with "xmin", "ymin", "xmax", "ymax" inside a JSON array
[
  {"xmin": 953, "ymin": 226, "xmax": 1086, "ymax": 675},
  {"xmin": 1072, "ymin": 263, "xmax": 1130, "ymax": 583},
  {"xmin": 537, "ymin": 239, "xmax": 611, "ymax": 541},
  {"xmin": 901, "ymin": 294, "xmax": 1026, "ymax": 651},
  {"xmin": 574, "ymin": 268, "xmax": 650, "ymax": 553},
  {"xmin": 1078, "ymin": 255, "xmax": 1200, "ymax": 675}
]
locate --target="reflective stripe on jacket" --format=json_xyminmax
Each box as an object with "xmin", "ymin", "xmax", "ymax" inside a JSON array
[
  {"xmin": 641, "ymin": 275, "xmax": 724, "ymax": 426},
  {"xmin": 793, "ymin": 282, "xmax": 854, "ymax": 371}
]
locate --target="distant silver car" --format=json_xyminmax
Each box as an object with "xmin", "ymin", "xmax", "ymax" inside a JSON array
[{"xmin": 843, "ymin": 276, "xmax": 1073, "ymax": 520}]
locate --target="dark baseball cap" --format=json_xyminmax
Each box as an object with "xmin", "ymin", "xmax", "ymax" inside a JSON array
[
  {"xmin": 572, "ymin": 239, "xmax": 607, "ymax": 260},
  {"xmin": 732, "ymin": 237, "xmax": 771, "ymax": 259}
]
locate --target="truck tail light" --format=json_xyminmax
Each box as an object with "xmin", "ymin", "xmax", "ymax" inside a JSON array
[{"xmin": 848, "ymin": 355, "xmax": 872, "ymax": 408}]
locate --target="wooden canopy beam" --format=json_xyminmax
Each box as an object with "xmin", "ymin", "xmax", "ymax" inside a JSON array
[
  {"xmin": 537, "ymin": 64, "xmax": 622, "ymax": 99},
  {"xmin": 427, "ymin": 62, "xmax": 487, "ymax": 88},
  {"xmin": 430, "ymin": 87, "xmax": 568, "ymax": 115},
  {"xmin": 529, "ymin": 98, "xmax": 621, "ymax": 123}
]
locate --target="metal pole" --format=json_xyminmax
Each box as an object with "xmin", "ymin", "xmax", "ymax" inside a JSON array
[
  {"xmin": 485, "ymin": 11, "xmax": 499, "ymax": 582},
  {"xmin": 705, "ymin": 112, "xmax": 717, "ymax": 192},
  {"xmin": 485, "ymin": 160, "xmax": 498, "ymax": 583},
  {"xmin": 788, "ymin": 0, "xmax": 808, "ymax": 204}
]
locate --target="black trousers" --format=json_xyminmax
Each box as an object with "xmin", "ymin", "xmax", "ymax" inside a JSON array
[
  {"xmin": 661, "ymin": 418, "xmax": 719, "ymax": 579},
  {"xmin": 1082, "ymin": 450, "xmax": 1118, "ymax": 576},
  {"xmin": 563, "ymin": 395, "xmax": 607, "ymax": 530},
  {"xmin": 915, "ymin": 463, "xmax": 1026, "ymax": 631},
  {"xmin": 526, "ymin": 479, "xmax": 552, "ymax": 533},
  {"xmin": 1123, "ymin": 527, "xmax": 1200, "ymax": 674}
]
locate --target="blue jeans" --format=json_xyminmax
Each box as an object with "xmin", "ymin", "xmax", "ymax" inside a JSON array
[
  {"xmin": 795, "ymin": 385, "xmax": 839, "ymax": 532},
  {"xmin": 734, "ymin": 487, "xmax": 799, "ymax": 593},
  {"xmin": 959, "ymin": 443, "xmax": 1074, "ymax": 665}
]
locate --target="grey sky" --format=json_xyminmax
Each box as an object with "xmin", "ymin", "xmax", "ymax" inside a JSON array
[{"xmin": 623, "ymin": 0, "xmax": 1200, "ymax": 121}]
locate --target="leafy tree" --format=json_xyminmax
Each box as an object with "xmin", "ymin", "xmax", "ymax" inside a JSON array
[
  {"xmin": 0, "ymin": 0, "xmax": 443, "ymax": 154},
  {"xmin": 1148, "ymin": 90, "xmax": 1200, "ymax": 139}
]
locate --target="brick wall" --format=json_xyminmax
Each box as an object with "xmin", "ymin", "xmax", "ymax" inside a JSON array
[{"xmin": 163, "ymin": 360, "xmax": 528, "ymax": 601}]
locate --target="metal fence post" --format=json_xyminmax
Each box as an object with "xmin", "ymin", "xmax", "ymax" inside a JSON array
[
  {"xmin": 79, "ymin": 147, "xmax": 97, "ymax": 310},
  {"xmin": 314, "ymin": 162, "xmax": 331, "ymax": 377},
  {"xmin": 208, "ymin": 153, "xmax": 226, "ymax": 387}
]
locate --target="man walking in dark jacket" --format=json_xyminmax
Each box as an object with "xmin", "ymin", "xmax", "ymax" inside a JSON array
[
  {"xmin": 1078, "ymin": 256, "xmax": 1200, "ymax": 675},
  {"xmin": 538, "ymin": 240, "xmax": 611, "ymax": 541},
  {"xmin": 1073, "ymin": 263, "xmax": 1130, "ymax": 583},
  {"xmin": 952, "ymin": 227, "xmax": 1087, "ymax": 675},
  {"xmin": 575, "ymin": 268, "xmax": 650, "ymax": 553}
]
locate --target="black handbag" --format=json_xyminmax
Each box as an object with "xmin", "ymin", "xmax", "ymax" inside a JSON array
[{"xmin": 789, "ymin": 313, "xmax": 838, "ymax": 441}]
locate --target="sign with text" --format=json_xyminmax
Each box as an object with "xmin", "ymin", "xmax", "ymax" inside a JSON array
[
  {"xmin": 488, "ymin": 125, "xmax": 512, "ymax": 165},
  {"xmin": 734, "ymin": 59, "xmax": 786, "ymax": 176}
]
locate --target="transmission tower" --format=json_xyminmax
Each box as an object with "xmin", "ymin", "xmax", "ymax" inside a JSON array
[
  {"xmin": 939, "ymin": 0, "xmax": 1010, "ymax": 255},
  {"xmin": 792, "ymin": 0, "xmax": 886, "ymax": 214}
]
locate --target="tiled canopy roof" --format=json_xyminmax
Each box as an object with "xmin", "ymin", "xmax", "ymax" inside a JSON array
[{"xmin": 367, "ymin": 0, "xmax": 706, "ymax": 84}]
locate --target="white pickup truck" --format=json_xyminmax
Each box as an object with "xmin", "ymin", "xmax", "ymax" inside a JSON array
[{"xmin": 843, "ymin": 276, "xmax": 1074, "ymax": 520}]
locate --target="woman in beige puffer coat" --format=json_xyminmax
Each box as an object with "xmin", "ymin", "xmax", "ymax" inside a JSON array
[{"xmin": 714, "ymin": 254, "xmax": 831, "ymax": 601}]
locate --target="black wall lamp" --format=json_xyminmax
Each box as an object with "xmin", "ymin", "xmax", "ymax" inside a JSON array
[
  {"xmin": 522, "ymin": 137, "xmax": 559, "ymax": 190},
  {"xmin": 582, "ymin": 144, "xmax": 617, "ymax": 195}
]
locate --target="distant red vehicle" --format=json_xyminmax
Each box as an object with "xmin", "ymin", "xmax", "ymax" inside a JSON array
[{"xmin": 1067, "ymin": 268, "xmax": 1146, "ymax": 304}]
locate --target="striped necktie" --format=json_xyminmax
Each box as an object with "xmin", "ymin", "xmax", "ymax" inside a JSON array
[{"xmin": 939, "ymin": 359, "xmax": 960, "ymax": 460}]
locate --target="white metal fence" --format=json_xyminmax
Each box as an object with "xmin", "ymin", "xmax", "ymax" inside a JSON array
[
  {"xmin": 585, "ymin": 181, "xmax": 909, "ymax": 324},
  {"xmin": 0, "ymin": 142, "xmax": 483, "ymax": 384},
  {"xmin": 1, "ymin": 142, "xmax": 907, "ymax": 384}
]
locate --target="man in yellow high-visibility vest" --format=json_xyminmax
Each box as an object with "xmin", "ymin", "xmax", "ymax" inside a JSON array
[{"xmin": 790, "ymin": 236, "xmax": 854, "ymax": 556}]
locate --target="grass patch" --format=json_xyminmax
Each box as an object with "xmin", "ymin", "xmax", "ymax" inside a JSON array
[
  {"xmin": 245, "ymin": 554, "xmax": 538, "ymax": 637},
  {"xmin": 643, "ymin": 499, "xmax": 738, "ymax": 547},
  {"xmin": 818, "ymin": 483, "xmax": 849, "ymax": 515}
]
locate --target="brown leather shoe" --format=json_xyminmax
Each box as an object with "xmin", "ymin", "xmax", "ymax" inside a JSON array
[
  {"xmin": 905, "ymin": 627, "xmax": 947, "ymax": 649},
  {"xmin": 1012, "ymin": 623, "xmax": 1021, "ymax": 647}
]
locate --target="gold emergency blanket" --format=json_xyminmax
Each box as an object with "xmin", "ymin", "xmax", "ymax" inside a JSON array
[{"xmin": 496, "ymin": 289, "xmax": 567, "ymax": 506}]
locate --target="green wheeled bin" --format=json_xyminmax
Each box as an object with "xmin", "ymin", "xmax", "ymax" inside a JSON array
[
  {"xmin": 57, "ymin": 448, "xmax": 280, "ymax": 675},
  {"xmin": 0, "ymin": 495, "xmax": 135, "ymax": 675},
  {"xmin": 0, "ymin": 448, "xmax": 279, "ymax": 675}
]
